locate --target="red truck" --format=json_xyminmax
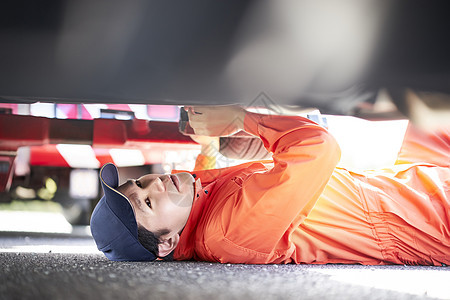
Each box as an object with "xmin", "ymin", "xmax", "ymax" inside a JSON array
[{"xmin": 0, "ymin": 103, "xmax": 200, "ymax": 225}]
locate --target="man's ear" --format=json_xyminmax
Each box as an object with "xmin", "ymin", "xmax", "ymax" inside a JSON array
[{"xmin": 158, "ymin": 234, "xmax": 180, "ymax": 257}]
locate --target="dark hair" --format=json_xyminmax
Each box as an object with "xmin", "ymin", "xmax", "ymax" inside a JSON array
[{"xmin": 137, "ymin": 226, "xmax": 174, "ymax": 261}]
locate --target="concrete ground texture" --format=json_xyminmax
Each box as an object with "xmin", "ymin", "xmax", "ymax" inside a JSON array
[{"xmin": 1, "ymin": 211, "xmax": 449, "ymax": 300}]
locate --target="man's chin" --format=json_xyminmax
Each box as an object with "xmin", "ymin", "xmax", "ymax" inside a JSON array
[
  {"xmin": 176, "ymin": 172, "xmax": 195, "ymax": 186},
  {"xmin": 171, "ymin": 173, "xmax": 195, "ymax": 204}
]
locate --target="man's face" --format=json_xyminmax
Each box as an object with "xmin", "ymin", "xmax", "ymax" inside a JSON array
[{"xmin": 117, "ymin": 172, "xmax": 197, "ymax": 238}]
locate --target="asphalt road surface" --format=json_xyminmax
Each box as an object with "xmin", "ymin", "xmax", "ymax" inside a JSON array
[{"xmin": 1, "ymin": 211, "xmax": 450, "ymax": 300}]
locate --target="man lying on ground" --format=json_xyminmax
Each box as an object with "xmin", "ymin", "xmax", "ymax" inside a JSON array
[{"xmin": 90, "ymin": 105, "xmax": 449, "ymax": 265}]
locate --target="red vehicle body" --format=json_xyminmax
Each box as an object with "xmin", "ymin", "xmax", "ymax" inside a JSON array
[{"xmin": 0, "ymin": 103, "xmax": 200, "ymax": 224}]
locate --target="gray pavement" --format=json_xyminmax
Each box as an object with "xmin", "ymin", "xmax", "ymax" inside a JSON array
[{"xmin": 1, "ymin": 211, "xmax": 450, "ymax": 300}]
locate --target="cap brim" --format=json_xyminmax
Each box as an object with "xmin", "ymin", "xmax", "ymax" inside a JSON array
[
  {"xmin": 90, "ymin": 163, "xmax": 156, "ymax": 261},
  {"xmin": 99, "ymin": 163, "xmax": 137, "ymax": 235}
]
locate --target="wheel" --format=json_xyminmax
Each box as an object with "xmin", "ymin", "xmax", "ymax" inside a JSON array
[
  {"xmin": 0, "ymin": 192, "xmax": 12, "ymax": 203},
  {"xmin": 53, "ymin": 189, "xmax": 94, "ymax": 226},
  {"xmin": 59, "ymin": 197, "xmax": 91, "ymax": 226}
]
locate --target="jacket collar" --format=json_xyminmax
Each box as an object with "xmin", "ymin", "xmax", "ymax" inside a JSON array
[
  {"xmin": 173, "ymin": 178, "xmax": 217, "ymax": 260},
  {"xmin": 171, "ymin": 160, "xmax": 272, "ymax": 260}
]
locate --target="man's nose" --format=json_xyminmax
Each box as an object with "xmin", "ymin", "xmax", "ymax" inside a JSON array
[{"xmin": 148, "ymin": 177, "xmax": 165, "ymax": 192}]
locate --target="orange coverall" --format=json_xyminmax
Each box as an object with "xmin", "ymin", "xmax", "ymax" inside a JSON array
[{"xmin": 173, "ymin": 112, "xmax": 450, "ymax": 265}]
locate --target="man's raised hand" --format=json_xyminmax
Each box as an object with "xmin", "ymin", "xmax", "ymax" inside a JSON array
[{"xmin": 185, "ymin": 105, "xmax": 246, "ymax": 137}]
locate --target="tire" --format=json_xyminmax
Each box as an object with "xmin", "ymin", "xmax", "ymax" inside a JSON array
[
  {"xmin": 53, "ymin": 190, "xmax": 93, "ymax": 226},
  {"xmin": 59, "ymin": 198, "xmax": 91, "ymax": 226},
  {"xmin": 0, "ymin": 192, "xmax": 12, "ymax": 203}
]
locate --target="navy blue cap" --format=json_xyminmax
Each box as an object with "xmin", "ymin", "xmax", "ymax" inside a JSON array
[{"xmin": 90, "ymin": 163, "xmax": 157, "ymax": 261}]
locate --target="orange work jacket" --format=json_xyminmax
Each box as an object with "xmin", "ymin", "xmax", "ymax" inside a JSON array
[{"xmin": 173, "ymin": 112, "xmax": 450, "ymax": 265}]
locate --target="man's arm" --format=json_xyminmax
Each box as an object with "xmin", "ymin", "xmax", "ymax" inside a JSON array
[
  {"xmin": 188, "ymin": 105, "xmax": 341, "ymax": 262},
  {"xmin": 190, "ymin": 135, "xmax": 220, "ymax": 171}
]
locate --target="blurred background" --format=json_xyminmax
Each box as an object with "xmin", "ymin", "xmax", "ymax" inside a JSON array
[
  {"xmin": 0, "ymin": 0, "xmax": 449, "ymax": 238},
  {"xmin": 0, "ymin": 2, "xmax": 449, "ymax": 299}
]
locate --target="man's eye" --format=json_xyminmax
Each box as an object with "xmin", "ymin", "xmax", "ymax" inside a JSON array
[
  {"xmin": 145, "ymin": 198, "xmax": 152, "ymax": 208},
  {"xmin": 135, "ymin": 180, "xmax": 142, "ymax": 188}
]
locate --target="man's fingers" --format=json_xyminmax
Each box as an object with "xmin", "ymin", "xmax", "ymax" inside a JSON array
[
  {"xmin": 186, "ymin": 105, "xmax": 244, "ymax": 137},
  {"xmin": 191, "ymin": 106, "xmax": 221, "ymax": 115},
  {"xmin": 188, "ymin": 109, "xmax": 206, "ymax": 122},
  {"xmin": 183, "ymin": 106, "xmax": 200, "ymax": 114},
  {"xmin": 192, "ymin": 124, "xmax": 228, "ymax": 137},
  {"xmin": 193, "ymin": 129, "xmax": 207, "ymax": 136},
  {"xmin": 190, "ymin": 106, "xmax": 205, "ymax": 115}
]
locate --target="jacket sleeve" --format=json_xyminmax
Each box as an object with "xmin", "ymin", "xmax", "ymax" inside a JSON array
[{"xmin": 214, "ymin": 112, "xmax": 341, "ymax": 262}]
